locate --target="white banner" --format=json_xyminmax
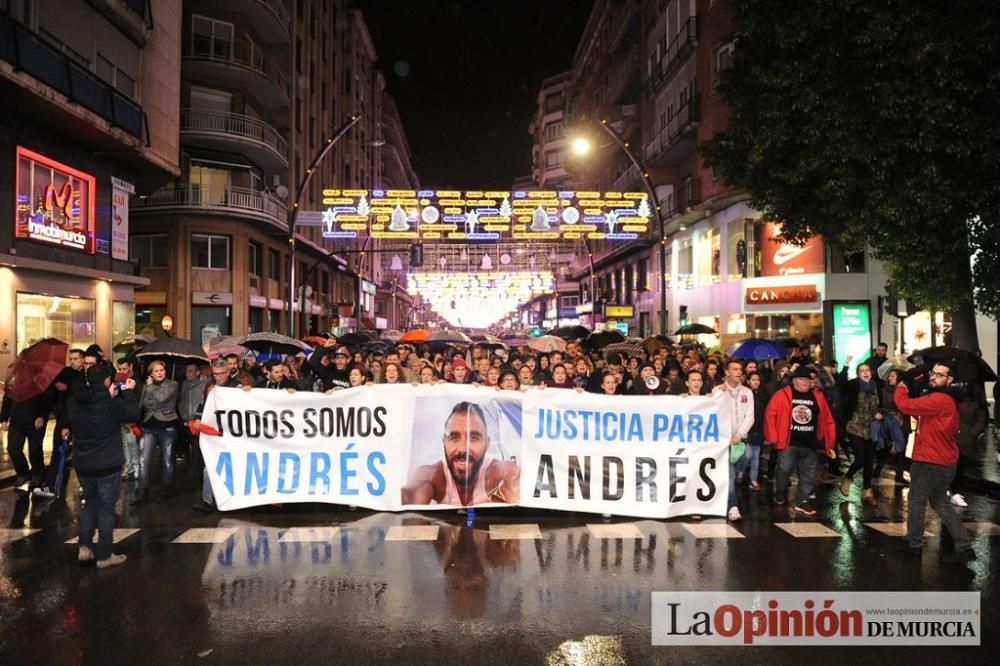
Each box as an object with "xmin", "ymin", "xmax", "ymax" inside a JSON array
[
  {"xmin": 111, "ymin": 176, "xmax": 133, "ymax": 261},
  {"xmin": 200, "ymin": 384, "xmax": 731, "ymax": 517}
]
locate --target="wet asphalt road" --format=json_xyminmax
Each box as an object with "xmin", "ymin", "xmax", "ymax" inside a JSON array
[{"xmin": 0, "ymin": 473, "xmax": 997, "ymax": 665}]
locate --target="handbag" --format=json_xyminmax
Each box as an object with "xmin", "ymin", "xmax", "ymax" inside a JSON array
[{"xmin": 730, "ymin": 439, "xmax": 747, "ymax": 464}]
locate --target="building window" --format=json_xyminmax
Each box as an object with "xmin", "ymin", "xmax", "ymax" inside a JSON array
[
  {"xmin": 112, "ymin": 302, "xmax": 135, "ymax": 351},
  {"xmin": 131, "ymin": 234, "xmax": 168, "ymax": 268},
  {"xmin": 96, "ymin": 54, "xmax": 137, "ymax": 100},
  {"xmin": 713, "ymin": 41, "xmax": 735, "ymax": 89},
  {"xmin": 269, "ymin": 249, "xmax": 281, "ymax": 280},
  {"xmin": 543, "ymin": 92, "xmax": 564, "ymax": 113},
  {"xmin": 560, "ymin": 295, "xmax": 579, "ymax": 308},
  {"xmin": 249, "ymin": 241, "xmax": 262, "ymax": 275},
  {"xmin": 545, "ymin": 151, "xmax": 565, "ymax": 168},
  {"xmin": 191, "ymin": 14, "xmax": 233, "ymax": 59},
  {"xmin": 16, "ymin": 293, "xmax": 95, "ymax": 355},
  {"xmin": 192, "ymin": 234, "xmax": 230, "ymax": 270},
  {"xmin": 543, "ymin": 122, "xmax": 563, "ymax": 141},
  {"xmin": 38, "ymin": 29, "xmax": 90, "ymax": 67}
]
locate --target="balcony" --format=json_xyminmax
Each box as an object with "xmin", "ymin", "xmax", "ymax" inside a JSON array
[
  {"xmin": 661, "ymin": 178, "xmax": 703, "ymax": 219},
  {"xmin": 607, "ymin": 44, "xmax": 640, "ymax": 104},
  {"xmin": 645, "ymin": 16, "xmax": 698, "ymax": 95},
  {"xmin": 643, "ymin": 96, "xmax": 699, "ymax": 167},
  {"xmin": 133, "ymin": 184, "xmax": 288, "ymax": 230},
  {"xmin": 612, "ymin": 165, "xmax": 642, "ymax": 193},
  {"xmin": 180, "ymin": 110, "xmax": 288, "ymax": 171},
  {"xmin": 209, "ymin": 0, "xmax": 290, "ymax": 44},
  {"xmin": 0, "ymin": 14, "xmax": 144, "ymax": 140},
  {"xmin": 182, "ymin": 36, "xmax": 289, "ymax": 112}
]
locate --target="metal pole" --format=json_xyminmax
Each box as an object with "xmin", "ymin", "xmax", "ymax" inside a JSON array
[
  {"xmin": 287, "ymin": 114, "xmax": 362, "ymax": 337},
  {"xmin": 595, "ymin": 119, "xmax": 668, "ymax": 335}
]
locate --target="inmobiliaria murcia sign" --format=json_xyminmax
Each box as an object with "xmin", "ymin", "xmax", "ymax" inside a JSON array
[{"xmin": 15, "ymin": 146, "xmax": 96, "ymax": 254}]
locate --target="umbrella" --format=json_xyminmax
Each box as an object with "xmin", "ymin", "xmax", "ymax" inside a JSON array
[
  {"xmin": 500, "ymin": 332, "xmax": 532, "ymax": 346},
  {"xmin": 399, "ymin": 329, "xmax": 431, "ymax": 343},
  {"xmin": 771, "ymin": 336, "xmax": 806, "ymax": 349},
  {"xmin": 640, "ymin": 335, "xmax": 674, "ymax": 354},
  {"xmin": 582, "ymin": 329, "xmax": 627, "ymax": 351},
  {"xmin": 907, "ymin": 346, "xmax": 998, "ymax": 384},
  {"xmin": 337, "ymin": 332, "xmax": 378, "ymax": 349},
  {"xmin": 206, "ymin": 335, "xmax": 249, "ymax": 360},
  {"xmin": 547, "ymin": 325, "xmax": 591, "ymax": 340},
  {"xmin": 674, "ymin": 323, "xmax": 717, "ymax": 336},
  {"xmin": 135, "ymin": 337, "xmax": 209, "ymax": 364},
  {"xmin": 302, "ymin": 335, "xmax": 329, "ymax": 346},
  {"xmin": 603, "ymin": 341, "xmax": 644, "ymax": 357},
  {"xmin": 239, "ymin": 332, "xmax": 310, "ymax": 356},
  {"xmin": 381, "ymin": 330, "xmax": 403, "ymax": 342},
  {"xmin": 527, "ymin": 335, "xmax": 567, "ymax": 353},
  {"xmin": 426, "ymin": 328, "xmax": 473, "ymax": 344},
  {"xmin": 5, "ymin": 338, "xmax": 68, "ymax": 403},
  {"xmin": 728, "ymin": 338, "xmax": 788, "ymax": 361},
  {"xmin": 112, "ymin": 333, "xmax": 156, "ymax": 354},
  {"xmin": 877, "ymin": 359, "xmax": 914, "ymax": 381}
]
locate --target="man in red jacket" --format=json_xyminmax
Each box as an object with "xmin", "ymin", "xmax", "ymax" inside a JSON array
[
  {"xmin": 894, "ymin": 362, "xmax": 974, "ymax": 563},
  {"xmin": 764, "ymin": 365, "xmax": 837, "ymax": 515}
]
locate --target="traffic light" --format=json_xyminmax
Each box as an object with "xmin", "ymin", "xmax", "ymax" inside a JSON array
[{"xmin": 409, "ymin": 242, "xmax": 423, "ymax": 268}]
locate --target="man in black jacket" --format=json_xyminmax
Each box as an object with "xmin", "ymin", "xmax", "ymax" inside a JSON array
[
  {"xmin": 0, "ymin": 380, "xmax": 53, "ymax": 490},
  {"xmin": 307, "ymin": 343, "xmax": 352, "ymax": 391},
  {"xmin": 68, "ymin": 363, "xmax": 140, "ymax": 569}
]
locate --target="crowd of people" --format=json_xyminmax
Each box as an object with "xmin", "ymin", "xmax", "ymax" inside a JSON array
[{"xmin": 1, "ymin": 336, "xmax": 994, "ymax": 568}]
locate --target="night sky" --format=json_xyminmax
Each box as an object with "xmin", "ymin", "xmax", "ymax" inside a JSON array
[{"xmin": 358, "ymin": 0, "xmax": 594, "ymax": 189}]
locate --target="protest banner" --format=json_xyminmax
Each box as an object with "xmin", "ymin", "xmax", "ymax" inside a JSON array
[{"xmin": 200, "ymin": 383, "xmax": 731, "ymax": 518}]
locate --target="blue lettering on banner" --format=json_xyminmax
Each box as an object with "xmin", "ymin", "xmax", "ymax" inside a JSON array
[
  {"xmin": 218, "ymin": 450, "xmax": 388, "ymax": 500},
  {"xmin": 277, "ymin": 452, "xmax": 300, "ymax": 494}
]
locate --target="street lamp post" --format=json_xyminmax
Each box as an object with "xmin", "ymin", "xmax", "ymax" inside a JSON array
[
  {"xmin": 286, "ymin": 114, "xmax": 361, "ymax": 338},
  {"xmin": 573, "ymin": 120, "xmax": 669, "ymax": 336}
]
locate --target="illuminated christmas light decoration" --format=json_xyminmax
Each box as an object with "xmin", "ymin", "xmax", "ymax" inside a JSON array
[{"xmin": 407, "ymin": 270, "xmax": 555, "ymax": 329}]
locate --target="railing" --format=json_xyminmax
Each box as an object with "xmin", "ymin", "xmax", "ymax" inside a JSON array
[
  {"xmin": 0, "ymin": 13, "xmax": 143, "ymax": 138},
  {"xmin": 643, "ymin": 95, "xmax": 699, "ymax": 162},
  {"xmin": 645, "ymin": 15, "xmax": 698, "ymax": 94},
  {"xmin": 661, "ymin": 177, "xmax": 703, "ymax": 217},
  {"xmin": 181, "ymin": 109, "xmax": 288, "ymax": 158},
  {"xmin": 184, "ymin": 35, "xmax": 290, "ymax": 100},
  {"xmin": 612, "ymin": 165, "xmax": 641, "ymax": 193},
  {"xmin": 133, "ymin": 185, "xmax": 288, "ymax": 227}
]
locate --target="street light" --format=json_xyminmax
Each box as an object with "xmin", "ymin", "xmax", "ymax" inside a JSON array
[{"xmin": 570, "ymin": 119, "xmax": 669, "ymax": 336}]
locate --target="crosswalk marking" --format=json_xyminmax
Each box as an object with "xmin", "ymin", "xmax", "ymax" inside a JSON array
[
  {"xmin": 384, "ymin": 525, "xmax": 439, "ymax": 541},
  {"xmin": 586, "ymin": 523, "xmax": 644, "ymax": 539},
  {"xmin": 489, "ymin": 524, "xmax": 542, "ymax": 540},
  {"xmin": 172, "ymin": 527, "xmax": 240, "ymax": 544},
  {"xmin": 682, "ymin": 522, "xmax": 745, "ymax": 539},
  {"xmin": 66, "ymin": 528, "xmax": 140, "ymax": 544},
  {"xmin": 0, "ymin": 528, "xmax": 40, "ymax": 544},
  {"xmin": 775, "ymin": 522, "xmax": 842, "ymax": 538},
  {"xmin": 277, "ymin": 526, "xmax": 340, "ymax": 542},
  {"xmin": 864, "ymin": 523, "xmax": 933, "ymax": 538}
]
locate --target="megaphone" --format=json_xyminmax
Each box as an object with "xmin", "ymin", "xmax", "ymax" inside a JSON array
[{"xmin": 645, "ymin": 376, "xmax": 661, "ymax": 390}]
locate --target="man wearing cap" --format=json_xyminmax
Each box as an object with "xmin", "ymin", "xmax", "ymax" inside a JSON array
[
  {"xmin": 308, "ymin": 340, "xmax": 352, "ymax": 391},
  {"xmin": 764, "ymin": 364, "xmax": 837, "ymax": 515}
]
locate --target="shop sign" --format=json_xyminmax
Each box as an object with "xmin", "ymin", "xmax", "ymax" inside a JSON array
[
  {"xmin": 193, "ymin": 292, "xmax": 234, "ymax": 305},
  {"xmin": 759, "ymin": 221, "xmax": 825, "ymax": 276},
  {"xmin": 111, "ymin": 177, "xmax": 134, "ymax": 261},
  {"xmin": 249, "ymin": 295, "xmax": 268, "ymax": 308},
  {"xmin": 605, "ymin": 304, "xmax": 635, "ymax": 318},
  {"xmin": 15, "ymin": 147, "xmax": 96, "ymax": 254},
  {"xmin": 745, "ymin": 284, "xmax": 818, "ymax": 305}
]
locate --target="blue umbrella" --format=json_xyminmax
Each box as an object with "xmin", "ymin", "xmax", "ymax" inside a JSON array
[{"xmin": 728, "ymin": 338, "xmax": 788, "ymax": 361}]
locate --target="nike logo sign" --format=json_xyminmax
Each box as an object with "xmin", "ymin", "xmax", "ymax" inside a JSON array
[{"xmin": 773, "ymin": 243, "xmax": 812, "ymax": 265}]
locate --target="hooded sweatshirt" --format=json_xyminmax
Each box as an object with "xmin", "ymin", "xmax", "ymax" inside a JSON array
[{"xmin": 68, "ymin": 382, "xmax": 141, "ymax": 477}]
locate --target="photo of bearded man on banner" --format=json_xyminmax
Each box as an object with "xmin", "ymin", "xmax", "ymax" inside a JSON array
[{"xmin": 402, "ymin": 397, "xmax": 521, "ymax": 506}]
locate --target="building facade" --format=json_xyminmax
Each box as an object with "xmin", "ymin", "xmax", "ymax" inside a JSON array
[{"xmin": 0, "ymin": 0, "xmax": 181, "ymax": 380}]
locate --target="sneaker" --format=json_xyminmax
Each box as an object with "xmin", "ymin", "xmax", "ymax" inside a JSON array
[
  {"xmin": 78, "ymin": 546, "xmax": 95, "ymax": 562},
  {"xmin": 941, "ymin": 548, "xmax": 976, "ymax": 565},
  {"xmin": 750, "ymin": 481, "xmax": 761, "ymax": 491},
  {"xmin": 950, "ymin": 493, "xmax": 968, "ymax": 508},
  {"xmin": 96, "ymin": 553, "xmax": 127, "ymax": 569},
  {"xmin": 794, "ymin": 502, "xmax": 817, "ymax": 516},
  {"xmin": 32, "ymin": 486, "xmax": 55, "ymax": 498},
  {"xmin": 727, "ymin": 506, "xmax": 742, "ymax": 522}
]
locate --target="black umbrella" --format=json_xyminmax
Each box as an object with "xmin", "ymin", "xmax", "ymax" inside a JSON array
[
  {"xmin": 547, "ymin": 325, "xmax": 591, "ymax": 341},
  {"xmin": 907, "ymin": 346, "xmax": 998, "ymax": 384},
  {"xmin": 673, "ymin": 323, "xmax": 717, "ymax": 336},
  {"xmin": 240, "ymin": 332, "xmax": 311, "ymax": 356},
  {"xmin": 581, "ymin": 329, "xmax": 626, "ymax": 351},
  {"xmin": 338, "ymin": 332, "xmax": 378, "ymax": 349},
  {"xmin": 640, "ymin": 335, "xmax": 674, "ymax": 354},
  {"xmin": 135, "ymin": 337, "xmax": 209, "ymax": 365},
  {"xmin": 771, "ymin": 336, "xmax": 806, "ymax": 349}
]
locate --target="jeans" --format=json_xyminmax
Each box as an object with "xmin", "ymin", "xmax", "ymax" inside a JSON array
[
  {"xmin": 122, "ymin": 427, "xmax": 139, "ymax": 477},
  {"xmin": 6, "ymin": 423, "xmax": 45, "ymax": 479},
  {"xmin": 79, "ymin": 471, "xmax": 121, "ymax": 561},
  {"xmin": 907, "ymin": 461, "xmax": 971, "ymax": 551},
  {"xmin": 728, "ymin": 459, "xmax": 740, "ymax": 510},
  {"xmin": 202, "ymin": 468, "xmax": 215, "ymax": 506},
  {"xmin": 775, "ymin": 446, "xmax": 817, "ymax": 505},
  {"xmin": 139, "ymin": 427, "xmax": 177, "ymax": 491},
  {"xmin": 845, "ymin": 435, "xmax": 876, "ymax": 489},
  {"xmin": 737, "ymin": 432, "xmax": 763, "ymax": 483}
]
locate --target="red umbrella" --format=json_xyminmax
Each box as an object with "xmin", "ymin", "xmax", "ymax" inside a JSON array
[
  {"xmin": 5, "ymin": 338, "xmax": 68, "ymax": 403},
  {"xmin": 399, "ymin": 329, "xmax": 431, "ymax": 343}
]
